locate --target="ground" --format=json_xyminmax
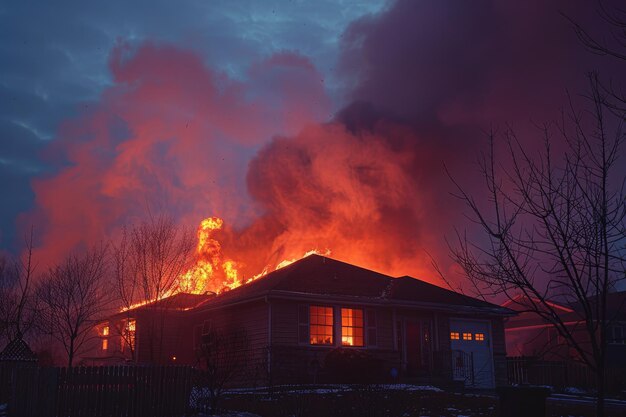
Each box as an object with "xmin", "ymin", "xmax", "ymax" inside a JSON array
[{"xmin": 195, "ymin": 385, "xmax": 626, "ymax": 417}]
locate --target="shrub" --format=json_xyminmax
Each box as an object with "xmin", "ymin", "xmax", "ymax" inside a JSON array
[{"xmin": 324, "ymin": 348, "xmax": 384, "ymax": 383}]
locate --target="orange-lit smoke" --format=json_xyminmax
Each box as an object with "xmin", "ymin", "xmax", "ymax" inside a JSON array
[
  {"xmin": 24, "ymin": 41, "xmax": 457, "ymax": 298},
  {"xmin": 176, "ymin": 216, "xmax": 330, "ymax": 294},
  {"xmin": 23, "ymin": 42, "xmax": 330, "ymax": 270}
]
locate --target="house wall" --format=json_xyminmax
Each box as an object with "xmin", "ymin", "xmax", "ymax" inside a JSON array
[
  {"xmin": 268, "ymin": 299, "xmax": 509, "ymax": 386},
  {"xmin": 431, "ymin": 312, "xmax": 508, "ymax": 387},
  {"xmin": 79, "ymin": 314, "xmax": 139, "ymax": 366},
  {"xmin": 190, "ymin": 300, "xmax": 270, "ymax": 386},
  {"xmin": 434, "ymin": 312, "xmax": 452, "ymax": 380},
  {"xmin": 133, "ymin": 310, "xmax": 191, "ymax": 365},
  {"xmin": 269, "ymin": 299, "xmax": 400, "ymax": 384},
  {"xmin": 82, "ymin": 297, "xmax": 509, "ymax": 388},
  {"xmin": 491, "ymin": 317, "xmax": 507, "ymax": 386},
  {"xmin": 270, "ymin": 299, "xmax": 394, "ymax": 349}
]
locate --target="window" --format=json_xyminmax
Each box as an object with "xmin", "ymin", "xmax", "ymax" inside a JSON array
[
  {"xmin": 310, "ymin": 306, "xmax": 333, "ymax": 345},
  {"xmin": 462, "ymin": 332, "xmax": 472, "ymax": 341},
  {"xmin": 341, "ymin": 308, "xmax": 364, "ymax": 346},
  {"xmin": 102, "ymin": 325, "xmax": 109, "ymax": 336},
  {"xmin": 450, "ymin": 331, "xmax": 460, "ymax": 340},
  {"xmin": 102, "ymin": 339, "xmax": 108, "ymax": 350},
  {"xmin": 124, "ymin": 319, "xmax": 136, "ymax": 350},
  {"xmin": 475, "ymin": 333, "xmax": 485, "ymax": 341}
]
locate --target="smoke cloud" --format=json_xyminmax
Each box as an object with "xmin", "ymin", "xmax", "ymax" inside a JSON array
[{"xmin": 22, "ymin": 0, "xmax": 624, "ymax": 287}]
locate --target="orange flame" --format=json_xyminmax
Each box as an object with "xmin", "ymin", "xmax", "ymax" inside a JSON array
[
  {"xmin": 177, "ymin": 217, "xmax": 330, "ymax": 294},
  {"xmin": 176, "ymin": 216, "xmax": 240, "ymax": 293},
  {"xmin": 121, "ymin": 217, "xmax": 330, "ymax": 311}
]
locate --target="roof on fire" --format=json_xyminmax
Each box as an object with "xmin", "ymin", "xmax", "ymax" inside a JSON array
[
  {"xmin": 195, "ymin": 254, "xmax": 512, "ymax": 315},
  {"xmin": 124, "ymin": 292, "xmax": 215, "ymax": 313}
]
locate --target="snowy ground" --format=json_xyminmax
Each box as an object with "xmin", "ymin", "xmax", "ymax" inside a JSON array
[
  {"xmin": 196, "ymin": 384, "xmax": 497, "ymax": 417},
  {"xmin": 189, "ymin": 384, "xmax": 626, "ymax": 417},
  {"xmin": 224, "ymin": 383, "xmax": 443, "ymax": 395}
]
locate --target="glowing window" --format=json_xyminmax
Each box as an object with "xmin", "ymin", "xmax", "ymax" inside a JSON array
[
  {"xmin": 310, "ymin": 306, "xmax": 333, "ymax": 345},
  {"xmin": 462, "ymin": 332, "xmax": 472, "ymax": 341},
  {"xmin": 102, "ymin": 339, "xmax": 108, "ymax": 350},
  {"xmin": 102, "ymin": 325, "xmax": 109, "ymax": 336},
  {"xmin": 475, "ymin": 333, "xmax": 485, "ymax": 341},
  {"xmin": 124, "ymin": 319, "xmax": 137, "ymax": 350},
  {"xmin": 341, "ymin": 308, "xmax": 364, "ymax": 347},
  {"xmin": 450, "ymin": 332, "xmax": 460, "ymax": 340}
]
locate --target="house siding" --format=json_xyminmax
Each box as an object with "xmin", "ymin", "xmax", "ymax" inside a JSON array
[
  {"xmin": 268, "ymin": 300, "xmax": 401, "ymax": 383},
  {"xmin": 491, "ymin": 317, "xmax": 507, "ymax": 386},
  {"xmin": 134, "ymin": 310, "xmax": 190, "ymax": 365},
  {"xmin": 191, "ymin": 300, "xmax": 270, "ymax": 385},
  {"xmin": 376, "ymin": 309, "xmax": 394, "ymax": 350},
  {"xmin": 271, "ymin": 300, "xmax": 299, "ymax": 346}
]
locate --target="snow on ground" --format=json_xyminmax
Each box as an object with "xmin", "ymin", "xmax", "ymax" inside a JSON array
[
  {"xmin": 222, "ymin": 383, "xmax": 443, "ymax": 395},
  {"xmin": 563, "ymin": 386, "xmax": 587, "ymax": 395},
  {"xmin": 195, "ymin": 412, "xmax": 261, "ymax": 417}
]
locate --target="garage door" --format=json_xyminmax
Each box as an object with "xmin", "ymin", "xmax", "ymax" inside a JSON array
[{"xmin": 449, "ymin": 319, "xmax": 494, "ymax": 388}]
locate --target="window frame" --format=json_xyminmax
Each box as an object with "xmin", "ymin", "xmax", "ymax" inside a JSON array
[
  {"xmin": 309, "ymin": 305, "xmax": 335, "ymax": 346},
  {"xmin": 300, "ymin": 304, "xmax": 375, "ymax": 348},
  {"xmin": 123, "ymin": 318, "xmax": 137, "ymax": 351},
  {"xmin": 340, "ymin": 307, "xmax": 365, "ymax": 347}
]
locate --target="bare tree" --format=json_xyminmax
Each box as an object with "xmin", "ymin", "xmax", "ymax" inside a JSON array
[
  {"xmin": 38, "ymin": 246, "xmax": 111, "ymax": 368},
  {"xmin": 564, "ymin": 2, "xmax": 626, "ymax": 114},
  {"xmin": 131, "ymin": 214, "xmax": 194, "ymax": 303},
  {"xmin": 0, "ymin": 229, "xmax": 39, "ymax": 344},
  {"xmin": 449, "ymin": 77, "xmax": 625, "ymax": 416},
  {"xmin": 110, "ymin": 227, "xmax": 140, "ymax": 360},
  {"xmin": 195, "ymin": 323, "xmax": 249, "ymax": 414},
  {"xmin": 111, "ymin": 214, "xmax": 195, "ymax": 362},
  {"xmin": 0, "ymin": 254, "xmax": 11, "ymax": 343}
]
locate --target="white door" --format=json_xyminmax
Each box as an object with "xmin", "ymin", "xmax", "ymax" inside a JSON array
[{"xmin": 449, "ymin": 319, "xmax": 494, "ymax": 389}]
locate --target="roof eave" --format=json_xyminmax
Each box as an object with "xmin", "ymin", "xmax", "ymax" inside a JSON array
[{"xmin": 265, "ymin": 290, "xmax": 515, "ymax": 316}]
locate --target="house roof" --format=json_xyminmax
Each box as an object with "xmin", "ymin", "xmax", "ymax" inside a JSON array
[
  {"xmin": 195, "ymin": 254, "xmax": 511, "ymax": 315},
  {"xmin": 503, "ymin": 291, "xmax": 626, "ymax": 329},
  {"xmin": 120, "ymin": 292, "xmax": 215, "ymax": 316}
]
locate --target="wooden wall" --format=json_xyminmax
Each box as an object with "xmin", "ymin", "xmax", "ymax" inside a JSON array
[
  {"xmin": 490, "ymin": 317, "xmax": 508, "ymax": 386},
  {"xmin": 190, "ymin": 300, "xmax": 270, "ymax": 385},
  {"xmin": 269, "ymin": 300, "xmax": 401, "ymax": 384}
]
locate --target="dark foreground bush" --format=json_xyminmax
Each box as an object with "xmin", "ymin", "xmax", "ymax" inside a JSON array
[{"xmin": 323, "ymin": 348, "xmax": 384, "ymax": 383}]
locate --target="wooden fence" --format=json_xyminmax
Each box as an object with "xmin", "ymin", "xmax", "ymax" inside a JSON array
[
  {"xmin": 0, "ymin": 364, "xmax": 195, "ymax": 417},
  {"xmin": 506, "ymin": 356, "xmax": 626, "ymax": 393}
]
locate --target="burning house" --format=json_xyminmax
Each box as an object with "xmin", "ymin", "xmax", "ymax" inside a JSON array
[{"xmin": 85, "ymin": 255, "xmax": 513, "ymax": 388}]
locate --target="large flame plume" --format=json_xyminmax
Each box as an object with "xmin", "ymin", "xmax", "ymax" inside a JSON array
[{"xmin": 176, "ymin": 216, "xmax": 330, "ymax": 295}]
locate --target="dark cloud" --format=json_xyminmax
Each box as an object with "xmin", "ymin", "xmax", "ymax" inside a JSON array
[
  {"xmin": 339, "ymin": 0, "xmax": 622, "ymax": 128},
  {"xmin": 229, "ymin": 0, "xmax": 626, "ymax": 281}
]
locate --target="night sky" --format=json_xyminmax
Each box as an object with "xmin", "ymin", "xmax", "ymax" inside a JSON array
[{"xmin": 1, "ymin": 0, "xmax": 623, "ymax": 284}]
